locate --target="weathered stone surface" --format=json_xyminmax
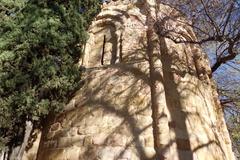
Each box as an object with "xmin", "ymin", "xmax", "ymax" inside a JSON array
[
  {"xmin": 36, "ymin": 0, "xmax": 235, "ymax": 160},
  {"xmin": 68, "ymin": 127, "xmax": 78, "ymax": 137},
  {"xmin": 50, "ymin": 122, "xmax": 61, "ymax": 132},
  {"xmin": 107, "ymin": 134, "xmax": 127, "ymax": 146},
  {"xmin": 58, "ymin": 137, "xmax": 72, "ymax": 148},
  {"xmin": 83, "ymin": 136, "xmax": 93, "ymax": 146}
]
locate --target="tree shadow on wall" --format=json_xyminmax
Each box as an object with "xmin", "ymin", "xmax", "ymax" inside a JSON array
[
  {"xmin": 41, "ymin": 41, "xmax": 225, "ymax": 160},
  {"xmin": 37, "ymin": 5, "xmax": 228, "ymax": 160}
]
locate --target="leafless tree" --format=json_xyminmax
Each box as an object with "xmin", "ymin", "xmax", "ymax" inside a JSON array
[{"xmin": 159, "ymin": 0, "xmax": 240, "ymax": 73}]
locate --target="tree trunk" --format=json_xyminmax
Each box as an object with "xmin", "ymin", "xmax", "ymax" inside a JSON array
[{"xmin": 9, "ymin": 121, "xmax": 33, "ymax": 160}]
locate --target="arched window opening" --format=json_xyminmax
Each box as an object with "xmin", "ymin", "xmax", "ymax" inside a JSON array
[
  {"xmin": 101, "ymin": 35, "xmax": 106, "ymax": 65},
  {"xmin": 119, "ymin": 33, "xmax": 123, "ymax": 63}
]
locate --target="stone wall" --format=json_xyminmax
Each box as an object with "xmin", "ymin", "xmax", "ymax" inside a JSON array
[{"xmin": 36, "ymin": 1, "xmax": 235, "ymax": 160}]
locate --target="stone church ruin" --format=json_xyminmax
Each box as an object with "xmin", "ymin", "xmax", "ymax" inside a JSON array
[{"xmin": 36, "ymin": 1, "xmax": 235, "ymax": 160}]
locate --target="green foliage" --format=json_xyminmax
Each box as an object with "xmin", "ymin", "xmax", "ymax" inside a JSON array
[{"xmin": 0, "ymin": 0, "xmax": 100, "ymax": 148}]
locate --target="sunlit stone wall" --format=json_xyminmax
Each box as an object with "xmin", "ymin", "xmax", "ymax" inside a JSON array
[{"xmin": 36, "ymin": 1, "xmax": 235, "ymax": 160}]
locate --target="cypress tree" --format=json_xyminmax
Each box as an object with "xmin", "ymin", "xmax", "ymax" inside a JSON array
[{"xmin": 0, "ymin": 0, "xmax": 101, "ymax": 149}]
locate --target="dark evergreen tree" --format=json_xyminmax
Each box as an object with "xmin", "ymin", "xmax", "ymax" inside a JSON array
[{"xmin": 0, "ymin": 0, "xmax": 101, "ymax": 149}]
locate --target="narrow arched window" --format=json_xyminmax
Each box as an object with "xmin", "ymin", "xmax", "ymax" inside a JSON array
[
  {"xmin": 101, "ymin": 35, "xmax": 106, "ymax": 65},
  {"xmin": 119, "ymin": 33, "xmax": 123, "ymax": 62}
]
